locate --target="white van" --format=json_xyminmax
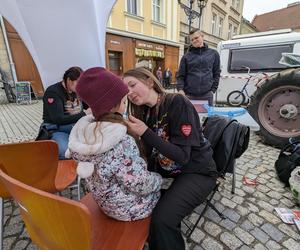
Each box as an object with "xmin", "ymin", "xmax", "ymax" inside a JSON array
[{"xmin": 216, "ymin": 29, "xmax": 300, "ymax": 147}]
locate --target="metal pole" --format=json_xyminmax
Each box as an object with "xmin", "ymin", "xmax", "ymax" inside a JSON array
[
  {"xmin": 0, "ymin": 15, "xmax": 18, "ymax": 85},
  {"xmin": 198, "ymin": 7, "xmax": 203, "ymax": 29},
  {"xmin": 188, "ymin": 0, "xmax": 194, "ymax": 33}
]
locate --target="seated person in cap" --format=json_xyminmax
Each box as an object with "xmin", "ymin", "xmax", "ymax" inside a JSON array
[
  {"xmin": 66, "ymin": 67, "xmax": 162, "ymax": 221},
  {"xmin": 41, "ymin": 66, "xmax": 90, "ymax": 159}
]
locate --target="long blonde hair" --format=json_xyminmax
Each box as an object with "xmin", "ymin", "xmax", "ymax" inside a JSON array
[{"xmin": 123, "ymin": 67, "xmax": 165, "ymax": 120}]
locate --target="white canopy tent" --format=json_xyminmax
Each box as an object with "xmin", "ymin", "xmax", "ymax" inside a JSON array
[{"xmin": 0, "ymin": 0, "xmax": 117, "ymax": 88}]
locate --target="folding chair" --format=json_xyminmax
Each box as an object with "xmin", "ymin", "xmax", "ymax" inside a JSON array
[
  {"xmin": 0, "ymin": 140, "xmax": 77, "ymax": 249},
  {"xmin": 183, "ymin": 116, "xmax": 250, "ymax": 240},
  {"xmin": 0, "ymin": 169, "xmax": 150, "ymax": 250}
]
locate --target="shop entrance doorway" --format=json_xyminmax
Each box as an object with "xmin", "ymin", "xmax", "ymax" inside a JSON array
[{"xmin": 108, "ymin": 51, "xmax": 123, "ymax": 76}]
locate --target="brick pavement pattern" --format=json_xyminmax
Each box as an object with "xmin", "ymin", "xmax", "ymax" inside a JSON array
[{"xmin": 0, "ymin": 100, "xmax": 300, "ymax": 250}]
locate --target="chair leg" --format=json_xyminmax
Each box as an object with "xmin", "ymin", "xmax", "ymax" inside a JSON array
[
  {"xmin": 185, "ymin": 182, "xmax": 225, "ymax": 240},
  {"xmin": 206, "ymin": 201, "xmax": 226, "ymax": 219},
  {"xmin": 185, "ymin": 184, "xmax": 219, "ymax": 239},
  {"xmin": 186, "ymin": 201, "xmax": 210, "ymax": 240},
  {"xmin": 77, "ymin": 176, "xmax": 81, "ymax": 201},
  {"xmin": 231, "ymin": 159, "xmax": 236, "ymax": 194},
  {"xmin": 0, "ymin": 198, "xmax": 3, "ymax": 250}
]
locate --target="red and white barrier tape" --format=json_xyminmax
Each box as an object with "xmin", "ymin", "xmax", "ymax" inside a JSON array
[{"xmin": 221, "ymin": 75, "xmax": 249, "ymax": 80}]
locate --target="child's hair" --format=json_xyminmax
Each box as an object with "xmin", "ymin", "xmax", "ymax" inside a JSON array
[{"xmin": 91, "ymin": 104, "xmax": 147, "ymax": 159}]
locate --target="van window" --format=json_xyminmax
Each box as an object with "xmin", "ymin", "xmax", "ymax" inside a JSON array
[{"xmin": 228, "ymin": 44, "xmax": 293, "ymax": 72}]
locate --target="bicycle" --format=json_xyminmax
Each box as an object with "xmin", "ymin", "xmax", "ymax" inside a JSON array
[
  {"xmin": 0, "ymin": 68, "xmax": 16, "ymax": 103},
  {"xmin": 227, "ymin": 66, "xmax": 268, "ymax": 107}
]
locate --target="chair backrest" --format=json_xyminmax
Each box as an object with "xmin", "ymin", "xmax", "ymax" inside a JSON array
[
  {"xmin": 203, "ymin": 116, "xmax": 250, "ymax": 175},
  {"xmin": 0, "ymin": 169, "xmax": 92, "ymax": 250},
  {"xmin": 0, "ymin": 140, "xmax": 59, "ymax": 198}
]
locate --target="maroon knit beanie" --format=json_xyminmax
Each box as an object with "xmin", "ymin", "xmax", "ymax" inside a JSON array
[{"xmin": 76, "ymin": 67, "xmax": 129, "ymax": 118}]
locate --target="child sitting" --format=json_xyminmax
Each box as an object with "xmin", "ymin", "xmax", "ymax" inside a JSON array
[{"xmin": 66, "ymin": 67, "xmax": 162, "ymax": 221}]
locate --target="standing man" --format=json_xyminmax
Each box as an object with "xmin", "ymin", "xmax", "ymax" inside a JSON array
[{"xmin": 176, "ymin": 29, "xmax": 221, "ymax": 106}]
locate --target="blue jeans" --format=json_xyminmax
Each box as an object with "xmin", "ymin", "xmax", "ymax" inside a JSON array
[{"xmin": 43, "ymin": 123, "xmax": 75, "ymax": 160}]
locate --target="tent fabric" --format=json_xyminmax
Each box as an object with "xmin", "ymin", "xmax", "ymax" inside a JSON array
[{"xmin": 0, "ymin": 0, "xmax": 116, "ymax": 88}]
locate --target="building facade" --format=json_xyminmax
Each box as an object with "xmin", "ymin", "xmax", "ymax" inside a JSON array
[
  {"xmin": 252, "ymin": 2, "xmax": 300, "ymax": 32},
  {"xmin": 179, "ymin": 0, "xmax": 244, "ymax": 51},
  {"xmin": 106, "ymin": 0, "xmax": 181, "ymax": 82},
  {"xmin": 240, "ymin": 17, "xmax": 258, "ymax": 34}
]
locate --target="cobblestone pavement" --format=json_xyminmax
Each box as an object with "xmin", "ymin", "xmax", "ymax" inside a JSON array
[{"xmin": 0, "ymin": 100, "xmax": 300, "ymax": 250}]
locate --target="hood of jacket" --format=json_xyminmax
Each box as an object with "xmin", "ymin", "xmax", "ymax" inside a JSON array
[{"xmin": 68, "ymin": 114, "xmax": 127, "ymax": 156}]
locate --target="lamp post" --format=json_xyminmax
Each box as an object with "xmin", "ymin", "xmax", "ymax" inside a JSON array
[
  {"xmin": 178, "ymin": 0, "xmax": 208, "ymax": 33},
  {"xmin": 197, "ymin": 0, "xmax": 208, "ymax": 29}
]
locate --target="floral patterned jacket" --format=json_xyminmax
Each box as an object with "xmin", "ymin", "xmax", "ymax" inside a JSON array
[{"xmin": 67, "ymin": 115, "xmax": 162, "ymax": 221}]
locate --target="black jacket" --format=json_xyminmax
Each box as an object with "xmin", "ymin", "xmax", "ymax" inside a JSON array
[
  {"xmin": 176, "ymin": 44, "xmax": 221, "ymax": 96},
  {"xmin": 42, "ymin": 82, "xmax": 85, "ymax": 125},
  {"xmin": 203, "ymin": 116, "xmax": 250, "ymax": 175}
]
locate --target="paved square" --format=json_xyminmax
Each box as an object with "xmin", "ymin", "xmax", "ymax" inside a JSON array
[{"xmin": 0, "ymin": 100, "xmax": 299, "ymax": 250}]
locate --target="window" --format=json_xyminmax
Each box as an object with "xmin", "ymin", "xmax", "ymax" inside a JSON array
[
  {"xmin": 218, "ymin": 17, "xmax": 224, "ymax": 37},
  {"xmin": 108, "ymin": 51, "xmax": 122, "ymax": 71},
  {"xmin": 232, "ymin": 0, "xmax": 240, "ymax": 9},
  {"xmin": 127, "ymin": 0, "xmax": 137, "ymax": 15},
  {"xmin": 236, "ymin": 0, "xmax": 240, "ymax": 9},
  {"xmin": 212, "ymin": 13, "xmax": 223, "ymax": 37},
  {"xmin": 211, "ymin": 13, "xmax": 217, "ymax": 35},
  {"xmin": 228, "ymin": 23, "xmax": 232, "ymax": 39},
  {"xmin": 228, "ymin": 23, "xmax": 238, "ymax": 39},
  {"xmin": 228, "ymin": 44, "xmax": 293, "ymax": 73},
  {"xmin": 153, "ymin": 0, "xmax": 161, "ymax": 22},
  {"xmin": 233, "ymin": 26, "xmax": 238, "ymax": 36}
]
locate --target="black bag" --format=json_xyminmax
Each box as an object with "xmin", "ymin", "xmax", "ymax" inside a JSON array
[
  {"xmin": 275, "ymin": 140, "xmax": 300, "ymax": 186},
  {"xmin": 203, "ymin": 116, "xmax": 250, "ymax": 174},
  {"xmin": 35, "ymin": 125, "xmax": 53, "ymax": 141}
]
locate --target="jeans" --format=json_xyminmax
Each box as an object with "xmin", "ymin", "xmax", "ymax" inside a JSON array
[{"xmin": 43, "ymin": 123, "xmax": 75, "ymax": 160}]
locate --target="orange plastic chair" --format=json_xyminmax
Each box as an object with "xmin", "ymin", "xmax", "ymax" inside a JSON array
[
  {"xmin": 0, "ymin": 169, "xmax": 150, "ymax": 250},
  {"xmin": 0, "ymin": 140, "xmax": 77, "ymax": 248}
]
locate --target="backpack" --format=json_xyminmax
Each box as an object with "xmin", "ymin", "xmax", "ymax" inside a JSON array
[
  {"xmin": 203, "ymin": 116, "xmax": 250, "ymax": 175},
  {"xmin": 275, "ymin": 140, "xmax": 300, "ymax": 186},
  {"xmin": 35, "ymin": 125, "xmax": 53, "ymax": 141}
]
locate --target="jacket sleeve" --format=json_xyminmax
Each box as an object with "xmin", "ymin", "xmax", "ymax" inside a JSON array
[
  {"xmin": 176, "ymin": 56, "xmax": 187, "ymax": 91},
  {"xmin": 211, "ymin": 51, "xmax": 221, "ymax": 93},
  {"xmin": 44, "ymin": 90, "xmax": 85, "ymax": 125},
  {"xmin": 114, "ymin": 136, "xmax": 163, "ymax": 195},
  {"xmin": 141, "ymin": 128, "xmax": 191, "ymax": 165}
]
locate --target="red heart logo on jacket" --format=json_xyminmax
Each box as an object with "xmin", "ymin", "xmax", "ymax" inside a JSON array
[{"xmin": 47, "ymin": 98, "xmax": 54, "ymax": 104}]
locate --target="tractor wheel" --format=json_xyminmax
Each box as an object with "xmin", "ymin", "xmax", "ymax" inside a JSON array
[{"xmin": 248, "ymin": 68, "xmax": 300, "ymax": 148}]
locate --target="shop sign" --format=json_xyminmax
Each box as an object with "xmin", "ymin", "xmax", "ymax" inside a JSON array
[
  {"xmin": 155, "ymin": 46, "xmax": 164, "ymax": 51},
  {"xmin": 16, "ymin": 81, "xmax": 31, "ymax": 104},
  {"xmin": 136, "ymin": 41, "xmax": 164, "ymax": 52},
  {"xmin": 110, "ymin": 40, "xmax": 121, "ymax": 45},
  {"xmin": 137, "ymin": 42, "xmax": 154, "ymax": 49},
  {"xmin": 135, "ymin": 48, "xmax": 165, "ymax": 58}
]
